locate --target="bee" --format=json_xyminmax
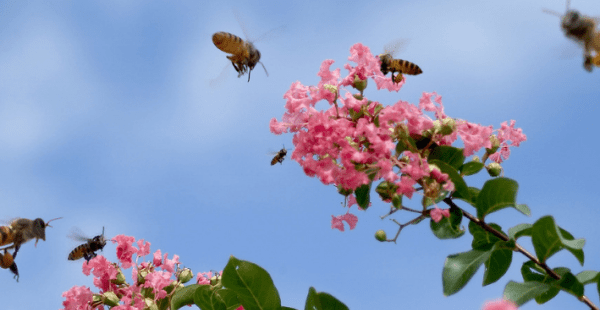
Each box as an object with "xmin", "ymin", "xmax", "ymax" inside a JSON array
[
  {"xmin": 270, "ymin": 147, "xmax": 287, "ymax": 165},
  {"xmin": 0, "ymin": 217, "xmax": 62, "ymax": 259},
  {"xmin": 68, "ymin": 227, "xmax": 107, "ymax": 262},
  {"xmin": 544, "ymin": 0, "xmax": 600, "ymax": 71},
  {"xmin": 379, "ymin": 39, "xmax": 423, "ymax": 84},
  {"xmin": 212, "ymin": 31, "xmax": 268, "ymax": 82}
]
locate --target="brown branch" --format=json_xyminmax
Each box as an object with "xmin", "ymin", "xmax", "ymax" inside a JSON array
[{"xmin": 443, "ymin": 198, "xmax": 599, "ymax": 310}]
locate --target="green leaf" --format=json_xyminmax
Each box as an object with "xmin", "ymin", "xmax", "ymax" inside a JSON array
[
  {"xmin": 520, "ymin": 261, "xmax": 545, "ymax": 282},
  {"xmin": 483, "ymin": 241, "xmax": 513, "ymax": 286},
  {"xmin": 508, "ymin": 224, "xmax": 532, "ymax": 240},
  {"xmin": 171, "ymin": 284, "xmax": 201, "ymax": 310},
  {"xmin": 443, "ymin": 249, "xmax": 491, "ymax": 296},
  {"xmin": 575, "ymin": 270, "xmax": 599, "ymax": 285},
  {"xmin": 453, "ymin": 187, "xmax": 479, "ymax": 207},
  {"xmin": 430, "ymin": 206, "xmax": 465, "ymax": 239},
  {"xmin": 423, "ymin": 190, "xmax": 449, "ymax": 207},
  {"xmin": 469, "ymin": 221, "xmax": 502, "ymax": 250},
  {"xmin": 460, "ymin": 161, "xmax": 484, "ymax": 176},
  {"xmin": 515, "ymin": 204, "xmax": 531, "ymax": 216},
  {"xmin": 354, "ymin": 183, "xmax": 371, "ymax": 210},
  {"xmin": 557, "ymin": 271, "xmax": 584, "ymax": 297},
  {"xmin": 503, "ymin": 281, "xmax": 553, "ymax": 306},
  {"xmin": 194, "ymin": 286, "xmax": 227, "ymax": 310},
  {"xmin": 429, "ymin": 160, "xmax": 469, "ymax": 200},
  {"xmin": 476, "ymin": 178, "xmax": 519, "ymax": 219},
  {"xmin": 531, "ymin": 216, "xmax": 585, "ymax": 265},
  {"xmin": 304, "ymin": 287, "xmax": 349, "ymax": 310},
  {"xmin": 222, "ymin": 256, "xmax": 282, "ymax": 310},
  {"xmin": 428, "ymin": 145, "xmax": 465, "ymax": 170},
  {"xmin": 391, "ymin": 194, "xmax": 402, "ymax": 209}
]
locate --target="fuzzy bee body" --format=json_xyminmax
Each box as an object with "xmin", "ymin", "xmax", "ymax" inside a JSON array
[
  {"xmin": 68, "ymin": 227, "xmax": 107, "ymax": 262},
  {"xmin": 212, "ymin": 31, "xmax": 267, "ymax": 82},
  {"xmin": 379, "ymin": 53, "xmax": 423, "ymax": 83},
  {"xmin": 545, "ymin": 1, "xmax": 600, "ymax": 71},
  {"xmin": 271, "ymin": 148, "xmax": 287, "ymax": 165}
]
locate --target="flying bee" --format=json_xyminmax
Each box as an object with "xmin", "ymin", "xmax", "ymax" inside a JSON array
[
  {"xmin": 544, "ymin": 0, "xmax": 600, "ymax": 71},
  {"xmin": 270, "ymin": 146, "xmax": 288, "ymax": 165},
  {"xmin": 0, "ymin": 217, "xmax": 62, "ymax": 259},
  {"xmin": 379, "ymin": 39, "xmax": 423, "ymax": 84},
  {"xmin": 68, "ymin": 227, "xmax": 107, "ymax": 262},
  {"xmin": 212, "ymin": 31, "xmax": 268, "ymax": 82}
]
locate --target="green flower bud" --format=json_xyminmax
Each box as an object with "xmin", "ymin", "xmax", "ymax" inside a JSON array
[
  {"xmin": 375, "ymin": 230, "xmax": 387, "ymax": 242},
  {"xmin": 144, "ymin": 297, "xmax": 159, "ymax": 310},
  {"xmin": 137, "ymin": 269, "xmax": 149, "ymax": 285},
  {"xmin": 178, "ymin": 268, "xmax": 194, "ymax": 284},
  {"xmin": 111, "ymin": 270, "xmax": 126, "ymax": 285},
  {"xmin": 440, "ymin": 118, "xmax": 456, "ymax": 136},
  {"xmin": 352, "ymin": 75, "xmax": 368, "ymax": 92},
  {"xmin": 486, "ymin": 162, "xmax": 502, "ymax": 177},
  {"xmin": 102, "ymin": 292, "xmax": 120, "ymax": 307},
  {"xmin": 472, "ymin": 155, "xmax": 481, "ymax": 163},
  {"xmin": 486, "ymin": 135, "xmax": 500, "ymax": 154},
  {"xmin": 323, "ymin": 84, "xmax": 338, "ymax": 96},
  {"xmin": 337, "ymin": 185, "xmax": 353, "ymax": 197},
  {"xmin": 210, "ymin": 274, "xmax": 221, "ymax": 286},
  {"xmin": 353, "ymin": 94, "xmax": 363, "ymax": 100}
]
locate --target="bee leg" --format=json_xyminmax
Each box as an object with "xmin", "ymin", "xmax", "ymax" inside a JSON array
[
  {"xmin": 584, "ymin": 55, "xmax": 593, "ymax": 72},
  {"xmin": 9, "ymin": 262, "xmax": 18, "ymax": 282},
  {"xmin": 12, "ymin": 244, "xmax": 21, "ymax": 259},
  {"xmin": 247, "ymin": 68, "xmax": 252, "ymax": 82}
]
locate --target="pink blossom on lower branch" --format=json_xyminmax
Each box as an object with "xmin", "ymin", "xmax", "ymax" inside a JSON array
[
  {"xmin": 430, "ymin": 207, "xmax": 450, "ymax": 223},
  {"xmin": 331, "ymin": 213, "xmax": 358, "ymax": 231},
  {"xmin": 61, "ymin": 285, "xmax": 94, "ymax": 310},
  {"xmin": 482, "ymin": 299, "xmax": 518, "ymax": 310}
]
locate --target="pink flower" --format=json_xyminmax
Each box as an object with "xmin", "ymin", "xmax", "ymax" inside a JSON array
[
  {"xmin": 457, "ymin": 121, "xmax": 493, "ymax": 156},
  {"xmin": 153, "ymin": 249, "xmax": 163, "ymax": 267},
  {"xmin": 61, "ymin": 285, "xmax": 93, "ymax": 310},
  {"xmin": 143, "ymin": 271, "xmax": 173, "ymax": 299},
  {"xmin": 331, "ymin": 213, "xmax": 358, "ymax": 231},
  {"xmin": 82, "ymin": 255, "xmax": 118, "ymax": 292},
  {"xmin": 197, "ymin": 271, "xmax": 214, "ymax": 285},
  {"xmin": 482, "ymin": 299, "xmax": 518, "ymax": 310},
  {"xmin": 136, "ymin": 239, "xmax": 150, "ymax": 256},
  {"xmin": 430, "ymin": 207, "xmax": 450, "ymax": 223},
  {"xmin": 161, "ymin": 253, "xmax": 180, "ymax": 273},
  {"xmin": 113, "ymin": 235, "xmax": 137, "ymax": 269}
]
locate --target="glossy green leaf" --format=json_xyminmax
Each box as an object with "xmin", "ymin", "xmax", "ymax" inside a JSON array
[
  {"xmin": 304, "ymin": 287, "xmax": 349, "ymax": 310},
  {"xmin": 194, "ymin": 286, "xmax": 227, "ymax": 310},
  {"xmin": 557, "ymin": 271, "xmax": 584, "ymax": 297},
  {"xmin": 515, "ymin": 204, "xmax": 531, "ymax": 216},
  {"xmin": 171, "ymin": 284, "xmax": 201, "ymax": 310},
  {"xmin": 503, "ymin": 281, "xmax": 553, "ymax": 306},
  {"xmin": 476, "ymin": 178, "xmax": 519, "ymax": 219},
  {"xmin": 354, "ymin": 183, "xmax": 371, "ymax": 210},
  {"xmin": 469, "ymin": 221, "xmax": 502, "ymax": 250},
  {"xmin": 508, "ymin": 224, "xmax": 532, "ymax": 240},
  {"xmin": 429, "ymin": 160, "xmax": 469, "ymax": 200},
  {"xmin": 428, "ymin": 145, "xmax": 465, "ymax": 170},
  {"xmin": 443, "ymin": 250, "xmax": 491, "ymax": 296},
  {"xmin": 575, "ymin": 270, "xmax": 599, "ymax": 285},
  {"xmin": 483, "ymin": 242, "xmax": 513, "ymax": 286},
  {"xmin": 453, "ymin": 187, "xmax": 479, "ymax": 207},
  {"xmin": 222, "ymin": 256, "xmax": 282, "ymax": 310},
  {"xmin": 430, "ymin": 205, "xmax": 465, "ymax": 239},
  {"xmin": 460, "ymin": 161, "xmax": 484, "ymax": 176},
  {"xmin": 521, "ymin": 261, "xmax": 545, "ymax": 282},
  {"xmin": 531, "ymin": 216, "xmax": 585, "ymax": 265}
]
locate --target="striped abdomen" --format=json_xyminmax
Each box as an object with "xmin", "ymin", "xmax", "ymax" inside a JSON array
[
  {"xmin": 0, "ymin": 226, "xmax": 15, "ymax": 247},
  {"xmin": 212, "ymin": 32, "xmax": 249, "ymax": 58},
  {"xmin": 388, "ymin": 59, "xmax": 423, "ymax": 75}
]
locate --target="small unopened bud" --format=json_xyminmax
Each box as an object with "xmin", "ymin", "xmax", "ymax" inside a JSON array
[
  {"xmin": 472, "ymin": 156, "xmax": 481, "ymax": 163},
  {"xmin": 486, "ymin": 135, "xmax": 500, "ymax": 154},
  {"xmin": 486, "ymin": 162, "xmax": 502, "ymax": 177},
  {"xmin": 440, "ymin": 118, "xmax": 456, "ymax": 136},
  {"xmin": 210, "ymin": 274, "xmax": 221, "ymax": 286},
  {"xmin": 375, "ymin": 230, "xmax": 387, "ymax": 242},
  {"xmin": 137, "ymin": 269, "xmax": 149, "ymax": 284},
  {"xmin": 178, "ymin": 268, "xmax": 194, "ymax": 284},
  {"xmin": 102, "ymin": 292, "xmax": 120, "ymax": 307},
  {"xmin": 144, "ymin": 297, "xmax": 159, "ymax": 310},
  {"xmin": 323, "ymin": 84, "xmax": 338, "ymax": 96},
  {"xmin": 111, "ymin": 270, "xmax": 126, "ymax": 285},
  {"xmin": 352, "ymin": 75, "xmax": 367, "ymax": 92}
]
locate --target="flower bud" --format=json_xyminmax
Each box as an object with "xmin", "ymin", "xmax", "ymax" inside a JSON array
[
  {"xmin": 352, "ymin": 74, "xmax": 367, "ymax": 92},
  {"xmin": 210, "ymin": 274, "xmax": 221, "ymax": 286},
  {"xmin": 323, "ymin": 84, "xmax": 338, "ymax": 97},
  {"xmin": 137, "ymin": 269, "xmax": 149, "ymax": 285},
  {"xmin": 111, "ymin": 269, "xmax": 126, "ymax": 285},
  {"xmin": 440, "ymin": 118, "xmax": 456, "ymax": 136},
  {"xmin": 486, "ymin": 162, "xmax": 502, "ymax": 177},
  {"xmin": 102, "ymin": 292, "xmax": 120, "ymax": 307},
  {"xmin": 337, "ymin": 185, "xmax": 353, "ymax": 197},
  {"xmin": 472, "ymin": 155, "xmax": 481, "ymax": 163},
  {"xmin": 177, "ymin": 268, "xmax": 194, "ymax": 284},
  {"xmin": 375, "ymin": 230, "xmax": 387, "ymax": 242},
  {"xmin": 144, "ymin": 297, "xmax": 159, "ymax": 310},
  {"xmin": 486, "ymin": 135, "xmax": 500, "ymax": 154}
]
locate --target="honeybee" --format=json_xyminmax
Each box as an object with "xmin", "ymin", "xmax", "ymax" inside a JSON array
[
  {"xmin": 379, "ymin": 39, "xmax": 423, "ymax": 84},
  {"xmin": 544, "ymin": 0, "xmax": 600, "ymax": 71},
  {"xmin": 270, "ymin": 147, "xmax": 287, "ymax": 165},
  {"xmin": 213, "ymin": 31, "xmax": 268, "ymax": 82},
  {"xmin": 0, "ymin": 217, "xmax": 62, "ymax": 259},
  {"xmin": 68, "ymin": 227, "xmax": 107, "ymax": 262}
]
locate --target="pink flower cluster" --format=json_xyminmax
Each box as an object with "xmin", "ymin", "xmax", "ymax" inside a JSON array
[
  {"xmin": 61, "ymin": 235, "xmax": 181, "ymax": 310},
  {"xmin": 270, "ymin": 43, "xmax": 526, "ymax": 229},
  {"xmin": 482, "ymin": 299, "xmax": 518, "ymax": 310}
]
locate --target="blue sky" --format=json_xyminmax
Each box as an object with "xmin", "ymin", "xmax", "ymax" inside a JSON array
[{"xmin": 0, "ymin": 0, "xmax": 599, "ymax": 309}]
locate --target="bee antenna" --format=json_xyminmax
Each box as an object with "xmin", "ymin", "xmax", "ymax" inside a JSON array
[
  {"xmin": 45, "ymin": 217, "xmax": 63, "ymax": 227},
  {"xmin": 542, "ymin": 8, "xmax": 562, "ymax": 17},
  {"xmin": 259, "ymin": 61, "xmax": 268, "ymax": 77},
  {"xmin": 566, "ymin": 0, "xmax": 570, "ymax": 12},
  {"xmin": 102, "ymin": 227, "xmax": 105, "ymax": 237}
]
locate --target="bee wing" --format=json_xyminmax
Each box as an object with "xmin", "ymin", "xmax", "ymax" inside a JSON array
[
  {"xmin": 233, "ymin": 8, "xmax": 284, "ymax": 44},
  {"xmin": 252, "ymin": 25, "xmax": 286, "ymax": 44},
  {"xmin": 67, "ymin": 227, "xmax": 90, "ymax": 242},
  {"xmin": 233, "ymin": 8, "xmax": 252, "ymax": 41},
  {"xmin": 383, "ymin": 39, "xmax": 409, "ymax": 57},
  {"xmin": 209, "ymin": 63, "xmax": 231, "ymax": 89},
  {"xmin": 542, "ymin": 8, "xmax": 563, "ymax": 18}
]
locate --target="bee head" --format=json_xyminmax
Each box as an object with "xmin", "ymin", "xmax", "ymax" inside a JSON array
[{"xmin": 32, "ymin": 218, "xmax": 47, "ymax": 241}]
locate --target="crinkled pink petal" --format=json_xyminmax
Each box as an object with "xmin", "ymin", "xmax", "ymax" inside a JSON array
[
  {"xmin": 430, "ymin": 207, "xmax": 450, "ymax": 223},
  {"xmin": 482, "ymin": 299, "xmax": 518, "ymax": 310},
  {"xmin": 61, "ymin": 285, "xmax": 93, "ymax": 310}
]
